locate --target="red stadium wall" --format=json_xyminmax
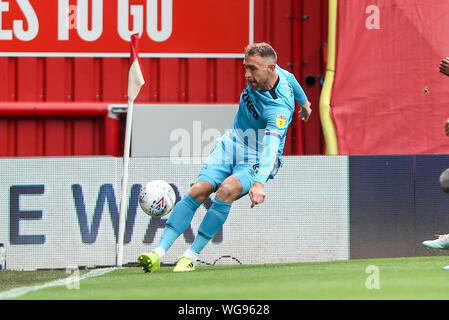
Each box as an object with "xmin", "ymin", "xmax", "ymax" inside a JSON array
[
  {"xmin": 331, "ymin": 0, "xmax": 449, "ymax": 155},
  {"xmin": 0, "ymin": 0, "xmax": 328, "ymax": 157}
]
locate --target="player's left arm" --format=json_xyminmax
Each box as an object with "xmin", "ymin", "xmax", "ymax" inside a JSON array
[
  {"xmin": 276, "ymin": 65, "xmax": 312, "ymax": 121},
  {"xmin": 249, "ymin": 103, "xmax": 290, "ymax": 208},
  {"xmin": 299, "ymin": 100, "xmax": 312, "ymax": 122}
]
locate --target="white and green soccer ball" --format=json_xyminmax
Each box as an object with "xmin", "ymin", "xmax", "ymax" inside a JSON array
[{"xmin": 138, "ymin": 180, "xmax": 176, "ymax": 218}]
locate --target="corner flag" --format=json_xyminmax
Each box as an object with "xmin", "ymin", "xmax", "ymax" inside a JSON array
[
  {"xmin": 127, "ymin": 33, "xmax": 145, "ymax": 101},
  {"xmin": 117, "ymin": 33, "xmax": 146, "ymax": 267}
]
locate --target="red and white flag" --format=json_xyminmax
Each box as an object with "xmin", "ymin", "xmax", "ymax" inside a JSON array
[{"xmin": 127, "ymin": 33, "xmax": 145, "ymax": 101}]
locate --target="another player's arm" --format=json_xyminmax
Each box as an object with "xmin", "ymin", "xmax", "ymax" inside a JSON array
[
  {"xmin": 440, "ymin": 57, "xmax": 449, "ymax": 77},
  {"xmin": 445, "ymin": 118, "xmax": 449, "ymax": 136},
  {"xmin": 439, "ymin": 58, "xmax": 449, "ymax": 136}
]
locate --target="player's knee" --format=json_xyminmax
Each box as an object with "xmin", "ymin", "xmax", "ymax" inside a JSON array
[
  {"xmin": 188, "ymin": 181, "xmax": 214, "ymax": 203},
  {"xmin": 216, "ymin": 182, "xmax": 240, "ymax": 202}
]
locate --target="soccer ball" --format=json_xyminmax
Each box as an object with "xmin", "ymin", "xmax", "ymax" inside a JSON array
[{"xmin": 139, "ymin": 180, "xmax": 176, "ymax": 218}]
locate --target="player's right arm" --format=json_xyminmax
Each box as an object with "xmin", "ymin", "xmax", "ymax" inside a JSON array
[{"xmin": 249, "ymin": 181, "xmax": 265, "ymax": 208}]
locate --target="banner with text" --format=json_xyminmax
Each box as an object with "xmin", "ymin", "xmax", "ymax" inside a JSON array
[
  {"xmin": 0, "ymin": 0, "xmax": 253, "ymax": 57},
  {"xmin": 0, "ymin": 156, "xmax": 349, "ymax": 270}
]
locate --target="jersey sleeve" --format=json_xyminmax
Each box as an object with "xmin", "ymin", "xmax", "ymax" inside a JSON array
[
  {"xmin": 276, "ymin": 65, "xmax": 308, "ymax": 106},
  {"xmin": 264, "ymin": 101, "xmax": 293, "ymax": 138},
  {"xmin": 254, "ymin": 132, "xmax": 281, "ymax": 184},
  {"xmin": 254, "ymin": 101, "xmax": 293, "ymax": 184}
]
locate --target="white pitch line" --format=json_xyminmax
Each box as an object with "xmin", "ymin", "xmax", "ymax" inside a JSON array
[{"xmin": 0, "ymin": 267, "xmax": 117, "ymax": 300}]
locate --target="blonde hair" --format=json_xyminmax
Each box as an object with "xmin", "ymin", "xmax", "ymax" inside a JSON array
[{"xmin": 244, "ymin": 42, "xmax": 277, "ymax": 64}]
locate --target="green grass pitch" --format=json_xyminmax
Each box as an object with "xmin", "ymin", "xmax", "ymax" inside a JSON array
[{"xmin": 1, "ymin": 256, "xmax": 449, "ymax": 300}]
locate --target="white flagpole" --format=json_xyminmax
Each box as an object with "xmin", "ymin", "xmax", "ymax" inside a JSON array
[
  {"xmin": 116, "ymin": 33, "xmax": 144, "ymax": 267},
  {"xmin": 117, "ymin": 97, "xmax": 134, "ymax": 267}
]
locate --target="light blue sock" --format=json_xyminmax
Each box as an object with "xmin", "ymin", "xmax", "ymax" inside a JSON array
[
  {"xmin": 190, "ymin": 198, "xmax": 231, "ymax": 254},
  {"xmin": 158, "ymin": 194, "xmax": 200, "ymax": 251}
]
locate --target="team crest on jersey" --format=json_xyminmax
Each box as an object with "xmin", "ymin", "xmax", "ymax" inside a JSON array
[
  {"xmin": 252, "ymin": 163, "xmax": 259, "ymax": 175},
  {"xmin": 276, "ymin": 114, "xmax": 287, "ymax": 129}
]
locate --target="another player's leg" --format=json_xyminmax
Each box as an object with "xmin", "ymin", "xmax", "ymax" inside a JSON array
[
  {"xmin": 138, "ymin": 181, "xmax": 213, "ymax": 273},
  {"xmin": 422, "ymin": 234, "xmax": 449, "ymax": 270},
  {"xmin": 174, "ymin": 174, "xmax": 247, "ymax": 272},
  {"xmin": 422, "ymin": 234, "xmax": 449, "ymax": 250}
]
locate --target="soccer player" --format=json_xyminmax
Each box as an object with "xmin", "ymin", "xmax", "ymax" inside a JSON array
[
  {"xmin": 138, "ymin": 42, "xmax": 311, "ymax": 272},
  {"xmin": 422, "ymin": 150, "xmax": 449, "ymax": 251},
  {"xmin": 421, "ymin": 58, "xmax": 449, "ymax": 252}
]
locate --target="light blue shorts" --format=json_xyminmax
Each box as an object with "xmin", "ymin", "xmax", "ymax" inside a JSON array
[
  {"xmin": 197, "ymin": 162, "xmax": 258, "ymax": 198},
  {"xmin": 196, "ymin": 134, "xmax": 258, "ymax": 197},
  {"xmin": 196, "ymin": 134, "xmax": 280, "ymax": 198}
]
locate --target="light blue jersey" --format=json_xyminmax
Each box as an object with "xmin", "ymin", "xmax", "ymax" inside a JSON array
[
  {"xmin": 229, "ymin": 65, "xmax": 308, "ymax": 182},
  {"xmin": 198, "ymin": 65, "xmax": 308, "ymax": 194}
]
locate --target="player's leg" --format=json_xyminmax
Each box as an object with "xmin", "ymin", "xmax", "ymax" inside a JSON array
[
  {"xmin": 423, "ymin": 234, "xmax": 449, "ymax": 270},
  {"xmin": 157, "ymin": 181, "xmax": 214, "ymax": 253},
  {"xmin": 194, "ymin": 175, "xmax": 243, "ymax": 248},
  {"xmin": 174, "ymin": 165, "xmax": 256, "ymax": 272},
  {"xmin": 173, "ymin": 175, "xmax": 242, "ymax": 272},
  {"xmin": 193, "ymin": 165, "xmax": 256, "ymax": 252},
  {"xmin": 138, "ymin": 139, "xmax": 230, "ymax": 273},
  {"xmin": 137, "ymin": 181, "xmax": 214, "ymax": 273},
  {"xmin": 422, "ymin": 234, "xmax": 449, "ymax": 250}
]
